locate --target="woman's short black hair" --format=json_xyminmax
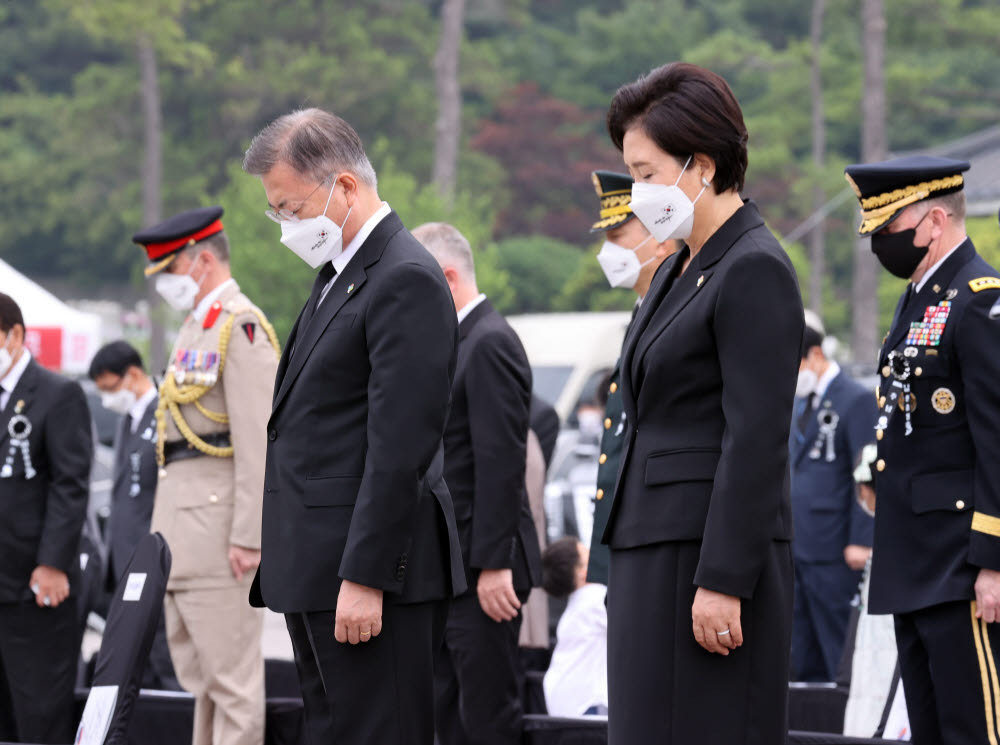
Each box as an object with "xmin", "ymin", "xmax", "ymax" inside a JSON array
[
  {"xmin": 542, "ymin": 537, "xmax": 582, "ymax": 599},
  {"xmin": 607, "ymin": 62, "xmax": 749, "ymax": 193},
  {"xmin": 88, "ymin": 341, "xmax": 144, "ymax": 381},
  {"xmin": 0, "ymin": 293, "xmax": 24, "ymax": 334}
]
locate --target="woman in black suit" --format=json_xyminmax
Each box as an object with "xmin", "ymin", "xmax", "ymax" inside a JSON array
[{"xmin": 602, "ymin": 63, "xmax": 804, "ymax": 744}]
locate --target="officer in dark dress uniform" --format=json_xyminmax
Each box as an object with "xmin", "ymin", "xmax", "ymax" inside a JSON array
[
  {"xmin": 846, "ymin": 155, "xmax": 1000, "ymax": 745},
  {"xmin": 585, "ymin": 170, "xmax": 677, "ymax": 586},
  {"xmin": 89, "ymin": 341, "xmax": 179, "ymax": 690}
]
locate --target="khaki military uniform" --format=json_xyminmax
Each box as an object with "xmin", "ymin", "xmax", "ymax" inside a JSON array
[{"xmin": 151, "ymin": 280, "xmax": 279, "ymax": 745}]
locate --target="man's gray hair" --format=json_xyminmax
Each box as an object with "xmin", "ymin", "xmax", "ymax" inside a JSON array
[
  {"xmin": 412, "ymin": 222, "xmax": 476, "ymax": 283},
  {"xmin": 184, "ymin": 231, "xmax": 230, "ymax": 263},
  {"xmin": 242, "ymin": 108, "xmax": 377, "ymax": 187},
  {"xmin": 923, "ymin": 190, "xmax": 966, "ymax": 223}
]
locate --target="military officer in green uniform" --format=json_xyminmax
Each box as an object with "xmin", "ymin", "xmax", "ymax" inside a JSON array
[
  {"xmin": 585, "ymin": 171, "xmax": 679, "ymax": 585},
  {"xmin": 135, "ymin": 206, "xmax": 281, "ymax": 745}
]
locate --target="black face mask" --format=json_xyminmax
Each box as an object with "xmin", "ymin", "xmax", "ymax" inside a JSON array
[{"xmin": 871, "ymin": 213, "xmax": 931, "ymax": 279}]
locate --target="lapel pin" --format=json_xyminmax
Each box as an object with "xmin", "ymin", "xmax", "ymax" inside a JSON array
[
  {"xmin": 932, "ymin": 283, "xmax": 941, "ymax": 294},
  {"xmin": 946, "ymin": 288, "xmax": 958, "ymax": 300},
  {"xmin": 697, "ymin": 275, "xmax": 705, "ymax": 287},
  {"xmin": 347, "ymin": 283, "xmax": 355, "ymax": 294},
  {"xmin": 14, "ymin": 400, "xmax": 24, "ymax": 414}
]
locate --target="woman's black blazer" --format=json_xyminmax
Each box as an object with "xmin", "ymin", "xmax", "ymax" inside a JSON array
[{"xmin": 604, "ymin": 200, "xmax": 804, "ymax": 599}]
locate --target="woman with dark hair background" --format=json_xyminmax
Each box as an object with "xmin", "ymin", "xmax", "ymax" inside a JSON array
[{"xmin": 601, "ymin": 62, "xmax": 804, "ymax": 743}]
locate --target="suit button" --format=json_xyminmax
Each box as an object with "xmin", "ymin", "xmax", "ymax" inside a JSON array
[
  {"xmin": 882, "ymin": 365, "xmax": 890, "ymax": 377},
  {"xmin": 599, "ymin": 453, "xmax": 608, "ymax": 465},
  {"xmin": 268, "ymin": 429, "xmax": 277, "ymax": 441},
  {"xmin": 915, "ymin": 367, "xmax": 923, "ymax": 377},
  {"xmin": 609, "ymin": 382, "xmax": 618, "ymax": 394},
  {"xmin": 876, "ymin": 459, "xmax": 886, "ymax": 472},
  {"xmin": 209, "ymin": 494, "xmax": 218, "ymax": 503},
  {"xmin": 876, "ymin": 429, "xmax": 883, "ymax": 441},
  {"xmin": 604, "ymin": 418, "xmax": 612, "ymax": 430},
  {"xmin": 879, "ymin": 396, "xmax": 886, "ymax": 408},
  {"xmin": 956, "ymin": 500, "xmax": 966, "ymax": 510},
  {"xmin": 596, "ymin": 489, "xmax": 604, "ymax": 501}
]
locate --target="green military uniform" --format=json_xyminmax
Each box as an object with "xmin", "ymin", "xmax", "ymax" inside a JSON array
[
  {"xmin": 585, "ymin": 171, "xmax": 640, "ymax": 586},
  {"xmin": 586, "ymin": 361, "xmax": 627, "ymax": 585},
  {"xmin": 135, "ymin": 207, "xmax": 280, "ymax": 745}
]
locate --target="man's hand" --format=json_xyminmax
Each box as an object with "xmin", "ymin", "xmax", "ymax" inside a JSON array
[
  {"xmin": 844, "ymin": 544, "xmax": 872, "ymax": 571},
  {"xmin": 335, "ymin": 580, "xmax": 383, "ymax": 644},
  {"xmin": 29, "ymin": 565, "xmax": 70, "ymax": 608},
  {"xmin": 692, "ymin": 587, "xmax": 742, "ymax": 655},
  {"xmin": 228, "ymin": 545, "xmax": 261, "ymax": 582},
  {"xmin": 477, "ymin": 568, "xmax": 520, "ymax": 623},
  {"xmin": 975, "ymin": 568, "xmax": 1000, "ymax": 623}
]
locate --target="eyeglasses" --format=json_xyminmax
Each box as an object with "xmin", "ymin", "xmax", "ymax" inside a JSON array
[{"xmin": 264, "ymin": 175, "xmax": 336, "ymax": 223}]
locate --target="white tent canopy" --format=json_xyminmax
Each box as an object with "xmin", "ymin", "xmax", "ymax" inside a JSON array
[{"xmin": 1, "ymin": 257, "xmax": 102, "ymax": 375}]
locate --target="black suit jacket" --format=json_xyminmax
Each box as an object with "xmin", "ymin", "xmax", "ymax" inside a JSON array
[
  {"xmin": 108, "ymin": 394, "xmax": 159, "ymax": 586},
  {"xmin": 604, "ymin": 201, "xmax": 804, "ymax": 599},
  {"xmin": 529, "ymin": 394, "xmax": 560, "ymax": 470},
  {"xmin": 869, "ymin": 239, "xmax": 1000, "ymax": 614},
  {"xmin": 0, "ymin": 358, "xmax": 92, "ymax": 603},
  {"xmin": 252, "ymin": 211, "xmax": 466, "ymax": 613},
  {"xmin": 443, "ymin": 299, "xmax": 542, "ymax": 593}
]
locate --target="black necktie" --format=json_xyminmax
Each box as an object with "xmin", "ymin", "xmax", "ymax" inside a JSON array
[
  {"xmin": 797, "ymin": 393, "xmax": 816, "ymax": 434},
  {"xmin": 299, "ymin": 262, "xmax": 337, "ymax": 330}
]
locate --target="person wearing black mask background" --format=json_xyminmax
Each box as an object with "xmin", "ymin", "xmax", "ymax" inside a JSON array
[
  {"xmin": 602, "ymin": 62, "xmax": 803, "ymax": 744},
  {"xmin": 846, "ymin": 155, "xmax": 1000, "ymax": 745}
]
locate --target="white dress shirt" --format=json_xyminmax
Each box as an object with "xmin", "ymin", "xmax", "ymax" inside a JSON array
[
  {"xmin": 318, "ymin": 202, "xmax": 392, "ymax": 307},
  {"xmin": 192, "ymin": 278, "xmax": 237, "ymax": 323},
  {"xmin": 0, "ymin": 349, "xmax": 32, "ymax": 412},
  {"xmin": 128, "ymin": 386, "xmax": 157, "ymax": 434},
  {"xmin": 913, "ymin": 238, "xmax": 967, "ymax": 293},
  {"xmin": 456, "ymin": 293, "xmax": 487, "ymax": 324},
  {"xmin": 543, "ymin": 583, "xmax": 609, "ymax": 717},
  {"xmin": 811, "ymin": 361, "xmax": 841, "ymax": 408}
]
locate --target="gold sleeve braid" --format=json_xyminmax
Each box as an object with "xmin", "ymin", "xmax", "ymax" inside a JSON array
[{"xmin": 156, "ymin": 307, "xmax": 281, "ymax": 466}]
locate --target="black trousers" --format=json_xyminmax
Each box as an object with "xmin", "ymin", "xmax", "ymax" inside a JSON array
[
  {"xmin": 607, "ymin": 541, "xmax": 792, "ymax": 745},
  {"xmin": 434, "ymin": 590, "xmax": 527, "ymax": 745},
  {"xmin": 895, "ymin": 599, "xmax": 1000, "ymax": 745},
  {"xmin": 285, "ymin": 598, "xmax": 447, "ymax": 745},
  {"xmin": 791, "ymin": 560, "xmax": 861, "ymax": 682},
  {"xmin": 0, "ymin": 597, "xmax": 78, "ymax": 744}
]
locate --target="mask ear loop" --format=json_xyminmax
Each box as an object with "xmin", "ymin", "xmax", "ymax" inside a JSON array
[
  {"xmin": 321, "ymin": 174, "xmax": 339, "ymax": 217},
  {"xmin": 692, "ymin": 176, "xmax": 711, "ymax": 205},
  {"xmin": 672, "ymin": 156, "xmax": 693, "ymax": 186}
]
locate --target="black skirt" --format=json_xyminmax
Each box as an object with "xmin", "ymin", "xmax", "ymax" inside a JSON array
[{"xmin": 607, "ymin": 540, "xmax": 793, "ymax": 744}]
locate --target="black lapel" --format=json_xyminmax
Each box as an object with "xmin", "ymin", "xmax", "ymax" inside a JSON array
[
  {"xmin": 271, "ymin": 211, "xmax": 405, "ymax": 414},
  {"xmin": 458, "ymin": 299, "xmax": 493, "ymax": 341},
  {"xmin": 884, "ymin": 240, "xmax": 976, "ymax": 352},
  {"xmin": 629, "ymin": 201, "xmax": 765, "ymax": 389},
  {"xmin": 0, "ymin": 358, "xmax": 40, "ymax": 449}
]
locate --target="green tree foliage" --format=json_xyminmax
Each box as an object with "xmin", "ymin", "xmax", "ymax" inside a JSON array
[{"xmin": 3, "ymin": 0, "xmax": 999, "ymax": 357}]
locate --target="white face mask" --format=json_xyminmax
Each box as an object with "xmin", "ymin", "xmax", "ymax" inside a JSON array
[
  {"xmin": 795, "ymin": 368, "xmax": 818, "ymax": 398},
  {"xmin": 629, "ymin": 156, "xmax": 710, "ymax": 242},
  {"xmin": 101, "ymin": 386, "xmax": 137, "ymax": 415},
  {"xmin": 155, "ymin": 258, "xmax": 202, "ymax": 311},
  {"xmin": 279, "ymin": 176, "xmax": 354, "ymax": 269},
  {"xmin": 596, "ymin": 234, "xmax": 654, "ymax": 289},
  {"xmin": 0, "ymin": 341, "xmax": 13, "ymax": 379}
]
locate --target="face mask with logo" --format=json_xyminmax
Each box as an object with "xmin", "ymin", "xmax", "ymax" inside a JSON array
[
  {"xmin": 870, "ymin": 212, "xmax": 932, "ymax": 279},
  {"xmin": 279, "ymin": 176, "xmax": 354, "ymax": 269},
  {"xmin": 795, "ymin": 368, "xmax": 818, "ymax": 398},
  {"xmin": 155, "ymin": 258, "xmax": 202, "ymax": 311},
  {"xmin": 101, "ymin": 385, "xmax": 137, "ymax": 416},
  {"xmin": 597, "ymin": 234, "xmax": 655, "ymax": 288},
  {"xmin": 629, "ymin": 156, "xmax": 711, "ymax": 242}
]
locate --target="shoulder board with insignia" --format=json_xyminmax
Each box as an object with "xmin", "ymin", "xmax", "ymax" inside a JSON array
[{"xmin": 969, "ymin": 277, "xmax": 1000, "ymax": 293}]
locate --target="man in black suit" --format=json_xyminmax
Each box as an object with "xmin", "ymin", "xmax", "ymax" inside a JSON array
[
  {"xmin": 89, "ymin": 341, "xmax": 178, "ymax": 690},
  {"xmin": 243, "ymin": 108, "xmax": 465, "ymax": 745},
  {"xmin": 413, "ymin": 222, "xmax": 542, "ymax": 745},
  {"xmin": 0, "ymin": 292, "xmax": 92, "ymax": 743}
]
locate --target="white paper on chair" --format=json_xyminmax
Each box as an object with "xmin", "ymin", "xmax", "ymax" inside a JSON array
[{"xmin": 75, "ymin": 685, "xmax": 118, "ymax": 744}]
